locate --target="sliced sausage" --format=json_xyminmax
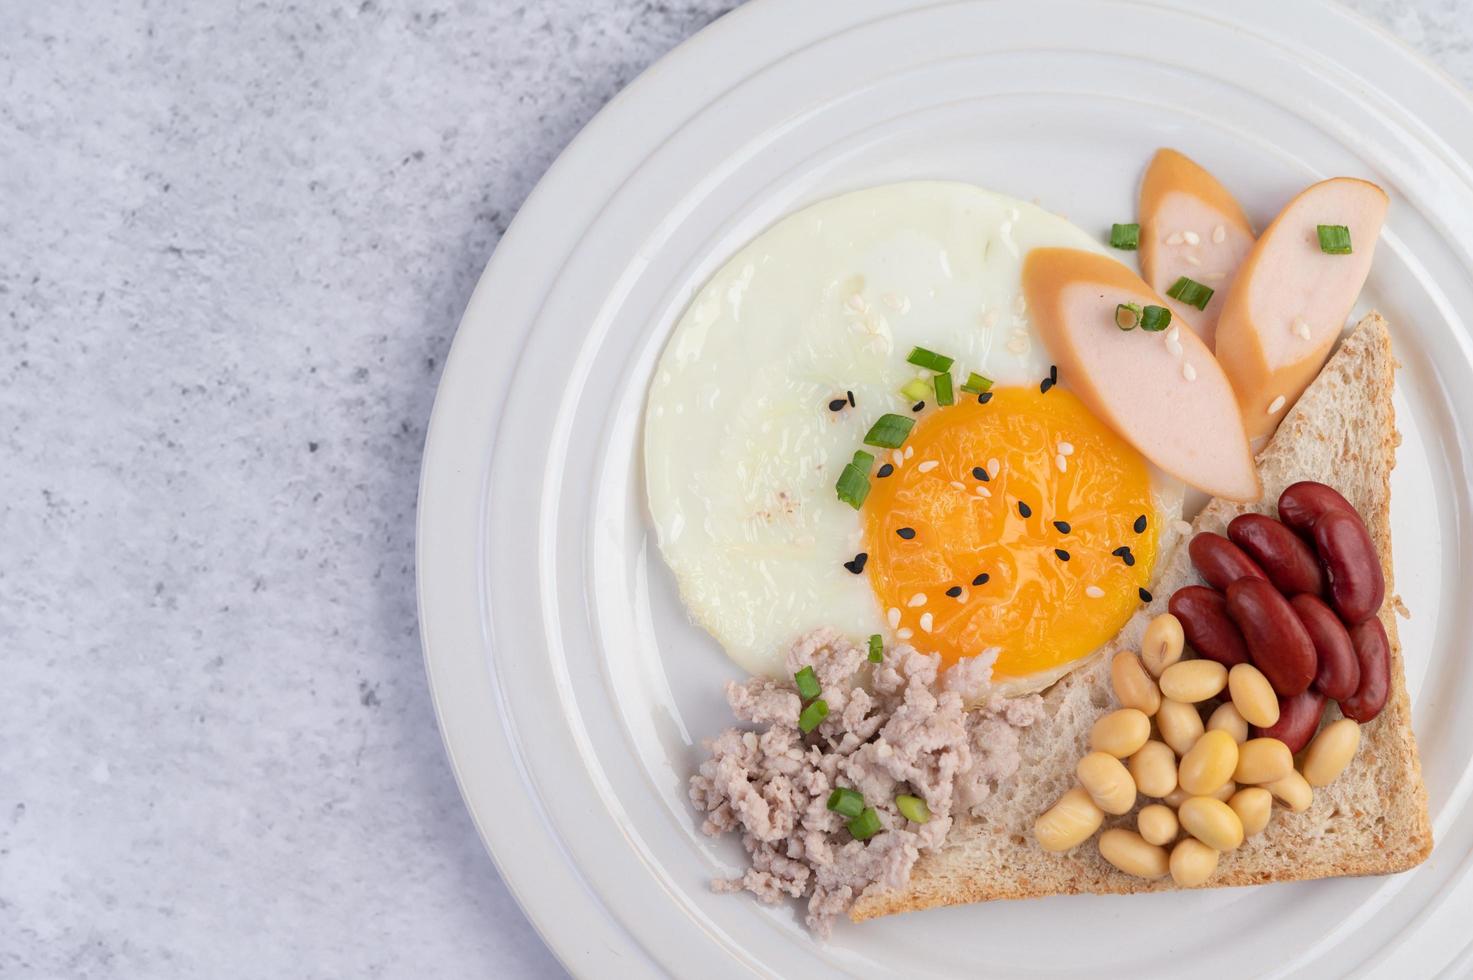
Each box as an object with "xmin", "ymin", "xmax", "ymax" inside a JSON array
[{"xmin": 1021, "ymin": 248, "xmax": 1261, "ymax": 501}]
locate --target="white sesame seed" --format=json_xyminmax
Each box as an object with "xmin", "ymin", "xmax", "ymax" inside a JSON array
[
  {"xmin": 1185, "ymin": 254, "xmax": 1202, "ymax": 267},
  {"xmin": 908, "ymin": 592, "xmax": 928, "ymax": 608},
  {"xmin": 917, "ymin": 460, "xmax": 938, "ymax": 473},
  {"xmin": 887, "ymin": 607, "xmax": 901, "ymax": 628},
  {"xmin": 1173, "ymin": 519, "xmax": 1193, "ymax": 537},
  {"xmin": 1268, "ymin": 394, "xmax": 1286, "ymax": 415},
  {"xmin": 892, "ymin": 450, "xmax": 904, "ymax": 467},
  {"xmin": 1167, "ymin": 325, "xmax": 1180, "ymax": 343},
  {"xmin": 950, "ymin": 480, "xmax": 966, "ymax": 491},
  {"xmin": 1058, "ymin": 441, "xmax": 1074, "ymax": 456},
  {"xmin": 1056, "ymin": 454, "xmax": 1068, "ymax": 473},
  {"xmin": 987, "ymin": 458, "xmax": 1000, "ymax": 475},
  {"xmin": 1203, "ymin": 271, "xmax": 1226, "ymax": 281},
  {"xmin": 955, "ymin": 589, "xmax": 969, "ymax": 602},
  {"xmin": 1006, "ymin": 333, "xmax": 1030, "ymax": 355},
  {"xmin": 845, "ymin": 293, "xmax": 867, "ymax": 312},
  {"xmin": 1086, "ymin": 585, "xmax": 1106, "ymax": 598},
  {"xmin": 1293, "ymin": 317, "xmax": 1312, "ymax": 340},
  {"xmin": 975, "ymin": 485, "xmax": 992, "ymax": 498},
  {"xmin": 919, "ymin": 612, "xmax": 934, "ymax": 633},
  {"xmin": 1166, "ymin": 232, "xmax": 1185, "ymax": 246},
  {"xmin": 1183, "ymin": 362, "xmax": 1198, "ymax": 381},
  {"xmin": 1183, "ymin": 231, "xmax": 1201, "ymax": 245},
  {"xmin": 1166, "ymin": 333, "xmax": 1183, "ymax": 357},
  {"xmin": 1212, "ymin": 224, "xmax": 1226, "ymax": 244},
  {"xmin": 897, "ymin": 628, "xmax": 914, "ymax": 640},
  {"xmin": 904, "ymin": 446, "xmax": 914, "ymax": 460}
]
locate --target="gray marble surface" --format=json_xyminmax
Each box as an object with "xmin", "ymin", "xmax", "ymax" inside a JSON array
[{"xmin": 0, "ymin": 1, "xmax": 1468, "ymax": 977}]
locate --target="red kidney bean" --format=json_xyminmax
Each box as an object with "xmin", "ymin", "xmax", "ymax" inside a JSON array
[
  {"xmin": 1340, "ymin": 616, "xmax": 1391, "ymax": 723},
  {"xmin": 1228, "ymin": 513, "xmax": 1326, "ymax": 596},
  {"xmin": 1225, "ymin": 578, "xmax": 1318, "ymax": 696},
  {"xmin": 1189, "ymin": 532, "xmax": 1268, "ymax": 592},
  {"xmin": 1290, "ymin": 593, "xmax": 1361, "ymax": 701},
  {"xmin": 1251, "ymin": 689, "xmax": 1327, "ymax": 754},
  {"xmin": 1277, "ymin": 481, "xmax": 1357, "ymax": 536},
  {"xmin": 1313, "ymin": 509, "xmax": 1384, "ymax": 624},
  {"xmin": 1168, "ymin": 586, "xmax": 1251, "ymax": 667}
]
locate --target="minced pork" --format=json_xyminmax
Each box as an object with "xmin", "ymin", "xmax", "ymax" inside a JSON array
[{"xmin": 689, "ymin": 628, "xmax": 1044, "ymax": 935}]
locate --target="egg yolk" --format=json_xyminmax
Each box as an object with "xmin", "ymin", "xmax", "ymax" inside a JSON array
[{"xmin": 863, "ymin": 386, "xmax": 1159, "ymax": 679}]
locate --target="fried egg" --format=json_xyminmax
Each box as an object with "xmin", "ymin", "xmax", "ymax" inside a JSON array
[{"xmin": 644, "ymin": 182, "xmax": 1184, "ymax": 693}]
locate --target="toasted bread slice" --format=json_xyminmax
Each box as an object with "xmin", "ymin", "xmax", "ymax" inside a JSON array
[{"xmin": 852, "ymin": 313, "xmax": 1431, "ymax": 919}]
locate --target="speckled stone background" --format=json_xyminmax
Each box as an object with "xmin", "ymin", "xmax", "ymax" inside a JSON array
[{"xmin": 0, "ymin": 1, "xmax": 1468, "ymax": 976}]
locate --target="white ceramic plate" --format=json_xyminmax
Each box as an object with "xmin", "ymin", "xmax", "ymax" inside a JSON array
[{"xmin": 417, "ymin": 1, "xmax": 1473, "ymax": 975}]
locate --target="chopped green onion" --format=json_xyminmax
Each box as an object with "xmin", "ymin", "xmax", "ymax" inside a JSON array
[
  {"xmin": 895, "ymin": 794, "xmax": 931, "ymax": 824},
  {"xmin": 798, "ymin": 698, "xmax": 828, "ymax": 733},
  {"xmin": 1317, "ymin": 224, "xmax": 1353, "ymax": 254},
  {"xmin": 835, "ymin": 450, "xmax": 873, "ymax": 509},
  {"xmin": 959, "ymin": 372, "xmax": 993, "ymax": 394},
  {"xmin": 863, "ymin": 413, "xmax": 916, "ymax": 449},
  {"xmin": 906, "ymin": 346, "xmax": 954, "ymax": 372},
  {"xmin": 933, "ymin": 372, "xmax": 954, "ymax": 406},
  {"xmin": 794, "ymin": 666, "xmax": 820, "ymax": 700},
  {"xmin": 848, "ymin": 807, "xmax": 882, "ymax": 840},
  {"xmin": 1115, "ymin": 302, "xmax": 1142, "ymax": 331},
  {"xmin": 1166, "ymin": 276, "xmax": 1214, "ymax": 311},
  {"xmin": 868, "ymin": 634, "xmax": 883, "ymax": 663},
  {"xmin": 826, "ymin": 787, "xmax": 865, "ymax": 819},
  {"xmin": 1140, "ymin": 304, "xmax": 1172, "ymax": 332},
  {"xmin": 899, "ymin": 378, "xmax": 931, "ymax": 402},
  {"xmin": 1109, "ymin": 223, "xmax": 1140, "ymax": 250}
]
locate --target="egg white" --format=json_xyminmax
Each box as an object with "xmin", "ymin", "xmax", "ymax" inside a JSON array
[{"xmin": 644, "ymin": 181, "xmax": 1184, "ymax": 680}]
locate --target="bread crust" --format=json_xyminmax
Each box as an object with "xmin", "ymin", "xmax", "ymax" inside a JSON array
[{"xmin": 851, "ymin": 313, "xmax": 1432, "ymax": 921}]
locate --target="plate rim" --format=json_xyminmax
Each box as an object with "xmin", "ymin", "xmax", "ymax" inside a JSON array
[{"xmin": 416, "ymin": 2, "xmax": 1473, "ymax": 976}]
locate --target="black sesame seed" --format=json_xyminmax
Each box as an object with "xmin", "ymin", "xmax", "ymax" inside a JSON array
[
  {"xmin": 897, "ymin": 527, "xmax": 916, "ymax": 540},
  {"xmin": 1053, "ymin": 520, "xmax": 1071, "ymax": 534},
  {"xmin": 846, "ymin": 389, "xmax": 856, "ymax": 407},
  {"xmin": 945, "ymin": 586, "xmax": 963, "ymax": 598},
  {"xmin": 876, "ymin": 463, "xmax": 894, "ymax": 479},
  {"xmin": 1133, "ymin": 514, "xmax": 1147, "ymax": 534},
  {"xmin": 1111, "ymin": 546, "xmax": 1129, "ymax": 557},
  {"xmin": 977, "ymin": 391, "xmax": 993, "ymax": 404},
  {"xmin": 842, "ymin": 552, "xmax": 868, "ymax": 574},
  {"xmin": 1040, "ymin": 377, "xmax": 1055, "ymax": 394},
  {"xmin": 828, "ymin": 398, "xmax": 847, "ymax": 412},
  {"xmin": 1049, "ymin": 364, "xmax": 1058, "ymax": 383},
  {"xmin": 1054, "ymin": 548, "xmax": 1071, "ymax": 561},
  {"xmin": 972, "ymin": 466, "xmax": 989, "ymax": 481},
  {"xmin": 1018, "ymin": 501, "xmax": 1032, "ymax": 518},
  {"xmin": 973, "ymin": 573, "xmax": 990, "ymax": 586},
  {"xmin": 912, "ymin": 401, "xmax": 926, "ymax": 412},
  {"xmin": 1139, "ymin": 587, "xmax": 1153, "ymax": 602},
  {"xmin": 1123, "ymin": 553, "xmax": 1136, "ymax": 567}
]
